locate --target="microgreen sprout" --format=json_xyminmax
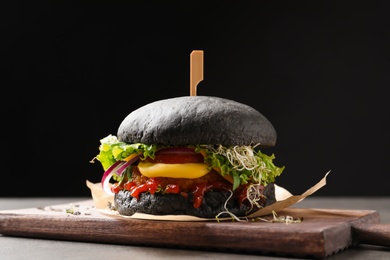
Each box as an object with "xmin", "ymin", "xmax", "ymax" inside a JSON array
[
  {"xmin": 246, "ymin": 183, "xmax": 266, "ymax": 210},
  {"xmin": 253, "ymin": 210, "xmax": 303, "ymax": 224},
  {"xmin": 65, "ymin": 203, "xmax": 81, "ymax": 215},
  {"xmin": 215, "ymin": 189, "xmax": 247, "ymax": 222}
]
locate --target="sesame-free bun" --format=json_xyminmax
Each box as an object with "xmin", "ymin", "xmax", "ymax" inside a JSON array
[
  {"xmin": 114, "ymin": 183, "xmax": 276, "ymax": 218},
  {"xmin": 117, "ymin": 96, "xmax": 276, "ymax": 147}
]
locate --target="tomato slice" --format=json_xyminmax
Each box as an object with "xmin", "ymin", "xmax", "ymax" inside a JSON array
[{"xmin": 144, "ymin": 147, "xmax": 204, "ymax": 164}]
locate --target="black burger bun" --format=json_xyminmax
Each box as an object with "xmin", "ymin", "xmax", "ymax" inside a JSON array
[
  {"xmin": 114, "ymin": 183, "xmax": 276, "ymax": 218},
  {"xmin": 117, "ymin": 96, "xmax": 277, "ymax": 147}
]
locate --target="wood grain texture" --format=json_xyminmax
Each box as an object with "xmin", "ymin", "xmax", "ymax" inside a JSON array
[{"xmin": 0, "ymin": 200, "xmax": 383, "ymax": 258}]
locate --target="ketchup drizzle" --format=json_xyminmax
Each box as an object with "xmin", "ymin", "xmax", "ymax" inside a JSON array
[{"xmin": 117, "ymin": 178, "xmax": 243, "ymax": 208}]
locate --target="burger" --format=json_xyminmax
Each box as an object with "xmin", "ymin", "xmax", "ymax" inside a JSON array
[{"xmin": 92, "ymin": 96, "xmax": 285, "ymax": 219}]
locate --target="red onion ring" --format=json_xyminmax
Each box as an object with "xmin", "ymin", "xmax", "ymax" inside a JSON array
[{"xmin": 101, "ymin": 154, "xmax": 141, "ymax": 196}]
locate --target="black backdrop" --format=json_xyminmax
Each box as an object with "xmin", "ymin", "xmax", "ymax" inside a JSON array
[{"xmin": 2, "ymin": 2, "xmax": 389, "ymax": 197}]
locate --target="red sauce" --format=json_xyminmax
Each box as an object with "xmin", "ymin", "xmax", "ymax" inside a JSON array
[
  {"xmin": 191, "ymin": 182, "xmax": 231, "ymax": 208},
  {"xmin": 235, "ymin": 184, "xmax": 249, "ymax": 204},
  {"xmin": 113, "ymin": 167, "xmax": 245, "ymax": 208}
]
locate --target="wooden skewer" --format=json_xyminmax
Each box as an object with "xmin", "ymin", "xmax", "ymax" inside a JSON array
[{"xmin": 190, "ymin": 50, "xmax": 204, "ymax": 96}]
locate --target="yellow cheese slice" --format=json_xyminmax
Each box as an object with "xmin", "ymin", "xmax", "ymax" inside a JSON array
[{"xmin": 138, "ymin": 162, "xmax": 210, "ymax": 179}]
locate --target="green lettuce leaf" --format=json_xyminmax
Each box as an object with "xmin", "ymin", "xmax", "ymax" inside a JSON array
[{"xmin": 95, "ymin": 134, "xmax": 158, "ymax": 170}]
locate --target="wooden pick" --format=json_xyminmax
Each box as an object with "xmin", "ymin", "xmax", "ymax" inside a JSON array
[{"xmin": 190, "ymin": 50, "xmax": 204, "ymax": 96}]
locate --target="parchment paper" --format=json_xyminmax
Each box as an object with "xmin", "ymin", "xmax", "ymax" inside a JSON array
[{"xmin": 86, "ymin": 171, "xmax": 330, "ymax": 221}]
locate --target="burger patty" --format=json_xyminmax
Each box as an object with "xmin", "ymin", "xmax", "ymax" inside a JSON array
[{"xmin": 114, "ymin": 180, "xmax": 276, "ymax": 218}]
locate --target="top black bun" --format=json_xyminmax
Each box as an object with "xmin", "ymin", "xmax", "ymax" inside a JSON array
[{"xmin": 117, "ymin": 96, "xmax": 276, "ymax": 147}]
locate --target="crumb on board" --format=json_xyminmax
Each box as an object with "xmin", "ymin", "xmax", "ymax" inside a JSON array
[{"xmin": 36, "ymin": 203, "xmax": 95, "ymax": 216}]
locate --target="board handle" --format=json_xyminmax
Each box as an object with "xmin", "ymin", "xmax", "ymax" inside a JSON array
[{"xmin": 352, "ymin": 223, "xmax": 390, "ymax": 247}]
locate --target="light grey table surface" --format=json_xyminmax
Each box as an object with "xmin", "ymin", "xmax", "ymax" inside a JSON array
[{"xmin": 1, "ymin": 197, "xmax": 389, "ymax": 260}]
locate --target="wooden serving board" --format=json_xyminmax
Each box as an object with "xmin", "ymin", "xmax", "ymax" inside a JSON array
[{"xmin": 1, "ymin": 200, "xmax": 389, "ymax": 259}]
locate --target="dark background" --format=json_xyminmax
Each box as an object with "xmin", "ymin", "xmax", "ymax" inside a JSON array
[{"xmin": 1, "ymin": 2, "xmax": 389, "ymax": 197}]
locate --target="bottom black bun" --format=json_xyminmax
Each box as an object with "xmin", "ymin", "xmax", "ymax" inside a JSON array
[{"xmin": 114, "ymin": 183, "xmax": 276, "ymax": 218}]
